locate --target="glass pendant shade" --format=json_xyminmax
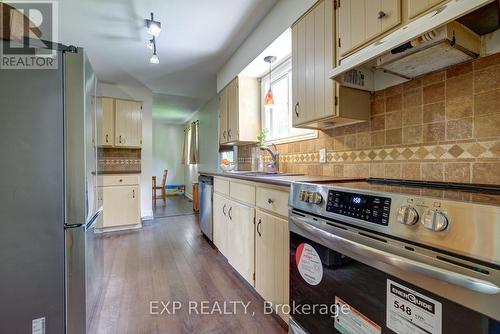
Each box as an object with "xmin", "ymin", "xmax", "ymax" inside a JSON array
[{"xmin": 264, "ymin": 88, "xmax": 274, "ymax": 107}]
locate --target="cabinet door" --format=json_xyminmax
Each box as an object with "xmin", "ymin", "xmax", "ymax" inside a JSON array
[
  {"xmin": 255, "ymin": 210, "xmax": 289, "ymax": 318},
  {"xmin": 227, "ymin": 79, "xmax": 239, "ymax": 142},
  {"xmin": 338, "ymin": 0, "xmax": 401, "ymax": 57},
  {"xmin": 227, "ymin": 201, "xmax": 255, "ymax": 286},
  {"xmin": 219, "ymin": 89, "xmax": 228, "ymax": 144},
  {"xmin": 408, "ymin": 0, "xmax": 445, "ymax": 19},
  {"xmin": 99, "ymin": 97, "xmax": 114, "ymax": 146},
  {"xmin": 292, "ymin": 0, "xmax": 335, "ymax": 126},
  {"xmin": 292, "ymin": 14, "xmax": 307, "ymax": 126},
  {"xmin": 102, "ymin": 185, "xmax": 139, "ymax": 227},
  {"xmin": 115, "ymin": 100, "xmax": 142, "ymax": 148},
  {"xmin": 213, "ymin": 193, "xmax": 229, "ymax": 257},
  {"xmin": 127, "ymin": 186, "xmax": 140, "ymax": 226}
]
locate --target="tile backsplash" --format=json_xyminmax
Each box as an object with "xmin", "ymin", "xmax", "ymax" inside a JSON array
[
  {"xmin": 99, "ymin": 148, "xmax": 141, "ymax": 173},
  {"xmin": 239, "ymin": 53, "xmax": 500, "ymax": 185}
]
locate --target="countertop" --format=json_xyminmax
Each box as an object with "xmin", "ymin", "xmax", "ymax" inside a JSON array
[
  {"xmin": 94, "ymin": 171, "xmax": 141, "ymax": 175},
  {"xmin": 199, "ymin": 170, "xmax": 363, "ymax": 187}
]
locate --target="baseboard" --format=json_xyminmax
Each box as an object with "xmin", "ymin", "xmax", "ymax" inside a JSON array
[
  {"xmin": 141, "ymin": 210, "xmax": 154, "ymax": 221},
  {"xmin": 95, "ymin": 223, "xmax": 142, "ymax": 234}
]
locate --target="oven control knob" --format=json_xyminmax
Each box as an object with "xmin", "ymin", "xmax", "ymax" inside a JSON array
[
  {"xmin": 422, "ymin": 209, "xmax": 449, "ymax": 232},
  {"xmin": 397, "ymin": 205, "xmax": 419, "ymax": 225},
  {"xmin": 310, "ymin": 192, "xmax": 323, "ymax": 204}
]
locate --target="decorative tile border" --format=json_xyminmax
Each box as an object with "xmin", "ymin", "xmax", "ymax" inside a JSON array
[{"xmin": 237, "ymin": 140, "xmax": 499, "ymax": 165}]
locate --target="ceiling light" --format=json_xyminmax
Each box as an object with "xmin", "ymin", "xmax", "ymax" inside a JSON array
[
  {"xmin": 264, "ymin": 56, "xmax": 277, "ymax": 108},
  {"xmin": 145, "ymin": 12, "xmax": 161, "ymax": 37},
  {"xmin": 150, "ymin": 53, "xmax": 159, "ymax": 64}
]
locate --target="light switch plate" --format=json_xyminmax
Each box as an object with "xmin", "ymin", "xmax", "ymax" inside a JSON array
[{"xmin": 319, "ymin": 148, "xmax": 326, "ymax": 163}]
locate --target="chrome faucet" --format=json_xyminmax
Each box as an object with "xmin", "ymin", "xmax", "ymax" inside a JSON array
[{"xmin": 260, "ymin": 144, "xmax": 279, "ymax": 173}]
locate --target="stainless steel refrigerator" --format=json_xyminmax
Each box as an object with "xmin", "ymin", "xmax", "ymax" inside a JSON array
[{"xmin": 0, "ymin": 42, "xmax": 103, "ymax": 334}]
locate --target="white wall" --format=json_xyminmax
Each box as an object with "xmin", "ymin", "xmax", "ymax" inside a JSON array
[
  {"xmin": 152, "ymin": 122, "xmax": 185, "ymax": 185},
  {"xmin": 100, "ymin": 82, "xmax": 154, "ymax": 220},
  {"xmin": 184, "ymin": 96, "xmax": 220, "ymax": 198},
  {"xmin": 217, "ymin": 0, "xmax": 316, "ymax": 91}
]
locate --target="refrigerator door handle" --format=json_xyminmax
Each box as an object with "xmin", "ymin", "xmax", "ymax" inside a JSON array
[{"xmin": 85, "ymin": 208, "xmax": 103, "ymax": 230}]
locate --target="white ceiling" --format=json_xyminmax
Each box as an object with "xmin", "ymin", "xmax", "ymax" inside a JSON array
[
  {"xmin": 58, "ymin": 0, "xmax": 278, "ymax": 121},
  {"xmin": 240, "ymin": 28, "xmax": 291, "ymax": 78}
]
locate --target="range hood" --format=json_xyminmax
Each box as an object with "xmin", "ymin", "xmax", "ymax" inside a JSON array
[
  {"xmin": 329, "ymin": 0, "xmax": 493, "ymax": 92},
  {"xmin": 376, "ymin": 22, "xmax": 480, "ymax": 79}
]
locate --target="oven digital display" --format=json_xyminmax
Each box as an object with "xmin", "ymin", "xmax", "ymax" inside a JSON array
[
  {"xmin": 326, "ymin": 190, "xmax": 391, "ymax": 226},
  {"xmin": 351, "ymin": 196, "xmax": 363, "ymax": 205}
]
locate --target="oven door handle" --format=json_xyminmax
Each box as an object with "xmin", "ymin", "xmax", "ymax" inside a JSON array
[{"xmin": 290, "ymin": 215, "xmax": 500, "ymax": 295}]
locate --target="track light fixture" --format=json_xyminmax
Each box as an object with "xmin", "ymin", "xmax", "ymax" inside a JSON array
[
  {"xmin": 145, "ymin": 12, "xmax": 161, "ymax": 37},
  {"xmin": 145, "ymin": 12, "xmax": 161, "ymax": 64}
]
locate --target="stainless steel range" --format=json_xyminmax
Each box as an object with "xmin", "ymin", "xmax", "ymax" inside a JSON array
[{"xmin": 288, "ymin": 178, "xmax": 500, "ymax": 334}]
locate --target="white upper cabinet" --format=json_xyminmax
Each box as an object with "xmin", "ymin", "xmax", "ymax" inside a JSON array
[
  {"xmin": 292, "ymin": 0, "xmax": 371, "ymax": 129},
  {"xmin": 97, "ymin": 97, "xmax": 142, "ymax": 148},
  {"xmin": 99, "ymin": 97, "xmax": 114, "ymax": 147},
  {"xmin": 218, "ymin": 76, "xmax": 260, "ymax": 145},
  {"xmin": 115, "ymin": 99, "xmax": 142, "ymax": 148},
  {"xmin": 337, "ymin": 0, "xmax": 402, "ymax": 57}
]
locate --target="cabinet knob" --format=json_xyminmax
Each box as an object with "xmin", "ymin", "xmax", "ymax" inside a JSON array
[
  {"xmin": 294, "ymin": 102, "xmax": 300, "ymax": 117},
  {"xmin": 267, "ymin": 198, "xmax": 274, "ymax": 204},
  {"xmin": 227, "ymin": 129, "xmax": 232, "ymax": 139},
  {"xmin": 257, "ymin": 219, "xmax": 262, "ymax": 237},
  {"xmin": 105, "ymin": 134, "xmax": 109, "ymax": 143},
  {"xmin": 119, "ymin": 135, "xmax": 122, "ymax": 143},
  {"xmin": 132, "ymin": 190, "xmax": 135, "ymax": 198},
  {"xmin": 228, "ymin": 207, "xmax": 232, "ymax": 220},
  {"xmin": 377, "ymin": 11, "xmax": 386, "ymax": 19},
  {"xmin": 222, "ymin": 204, "xmax": 227, "ymax": 216},
  {"xmin": 222, "ymin": 131, "xmax": 226, "ymax": 140}
]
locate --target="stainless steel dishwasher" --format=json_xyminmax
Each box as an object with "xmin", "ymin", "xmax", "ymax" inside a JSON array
[{"xmin": 198, "ymin": 175, "xmax": 214, "ymax": 240}]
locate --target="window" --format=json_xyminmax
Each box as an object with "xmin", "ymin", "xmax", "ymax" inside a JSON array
[{"xmin": 261, "ymin": 57, "xmax": 316, "ymax": 144}]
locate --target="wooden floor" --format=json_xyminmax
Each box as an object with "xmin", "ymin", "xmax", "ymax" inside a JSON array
[
  {"xmin": 153, "ymin": 195, "xmax": 195, "ymax": 218},
  {"xmin": 89, "ymin": 214, "xmax": 286, "ymax": 334}
]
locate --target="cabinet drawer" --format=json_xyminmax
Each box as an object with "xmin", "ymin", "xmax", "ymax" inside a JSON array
[
  {"xmin": 230, "ymin": 181, "xmax": 255, "ymax": 206},
  {"xmin": 256, "ymin": 187, "xmax": 289, "ymax": 217},
  {"xmin": 101, "ymin": 174, "xmax": 140, "ymax": 186},
  {"xmin": 214, "ymin": 177, "xmax": 230, "ymax": 195}
]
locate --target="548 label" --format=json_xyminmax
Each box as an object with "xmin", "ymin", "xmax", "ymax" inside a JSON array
[{"xmin": 393, "ymin": 300, "xmax": 412, "ymax": 316}]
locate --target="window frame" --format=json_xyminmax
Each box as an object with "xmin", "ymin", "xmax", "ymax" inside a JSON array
[{"xmin": 260, "ymin": 56, "xmax": 317, "ymax": 145}]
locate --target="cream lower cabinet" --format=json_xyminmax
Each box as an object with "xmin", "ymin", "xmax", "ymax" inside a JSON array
[
  {"xmin": 213, "ymin": 185, "xmax": 255, "ymax": 286},
  {"xmin": 227, "ymin": 201, "xmax": 255, "ymax": 285},
  {"xmin": 213, "ymin": 192, "xmax": 229, "ymax": 257},
  {"xmin": 98, "ymin": 174, "xmax": 141, "ymax": 230},
  {"xmin": 255, "ymin": 210, "xmax": 289, "ymax": 322},
  {"xmin": 213, "ymin": 177, "xmax": 289, "ymax": 322}
]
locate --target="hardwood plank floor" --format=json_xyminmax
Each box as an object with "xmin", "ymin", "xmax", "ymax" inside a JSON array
[
  {"xmin": 153, "ymin": 195, "xmax": 195, "ymax": 219},
  {"xmin": 89, "ymin": 214, "xmax": 286, "ymax": 334}
]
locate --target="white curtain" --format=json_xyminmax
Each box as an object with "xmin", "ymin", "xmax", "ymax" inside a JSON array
[
  {"xmin": 182, "ymin": 121, "xmax": 199, "ymax": 165},
  {"xmin": 189, "ymin": 121, "xmax": 199, "ymax": 164}
]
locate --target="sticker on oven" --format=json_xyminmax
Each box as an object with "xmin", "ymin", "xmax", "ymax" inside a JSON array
[
  {"xmin": 334, "ymin": 296, "xmax": 381, "ymax": 334},
  {"xmin": 387, "ymin": 279, "xmax": 442, "ymax": 334},
  {"xmin": 295, "ymin": 243, "xmax": 323, "ymax": 286}
]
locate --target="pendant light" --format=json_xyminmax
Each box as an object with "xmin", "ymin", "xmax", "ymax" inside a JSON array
[{"xmin": 264, "ymin": 56, "xmax": 276, "ymax": 108}]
